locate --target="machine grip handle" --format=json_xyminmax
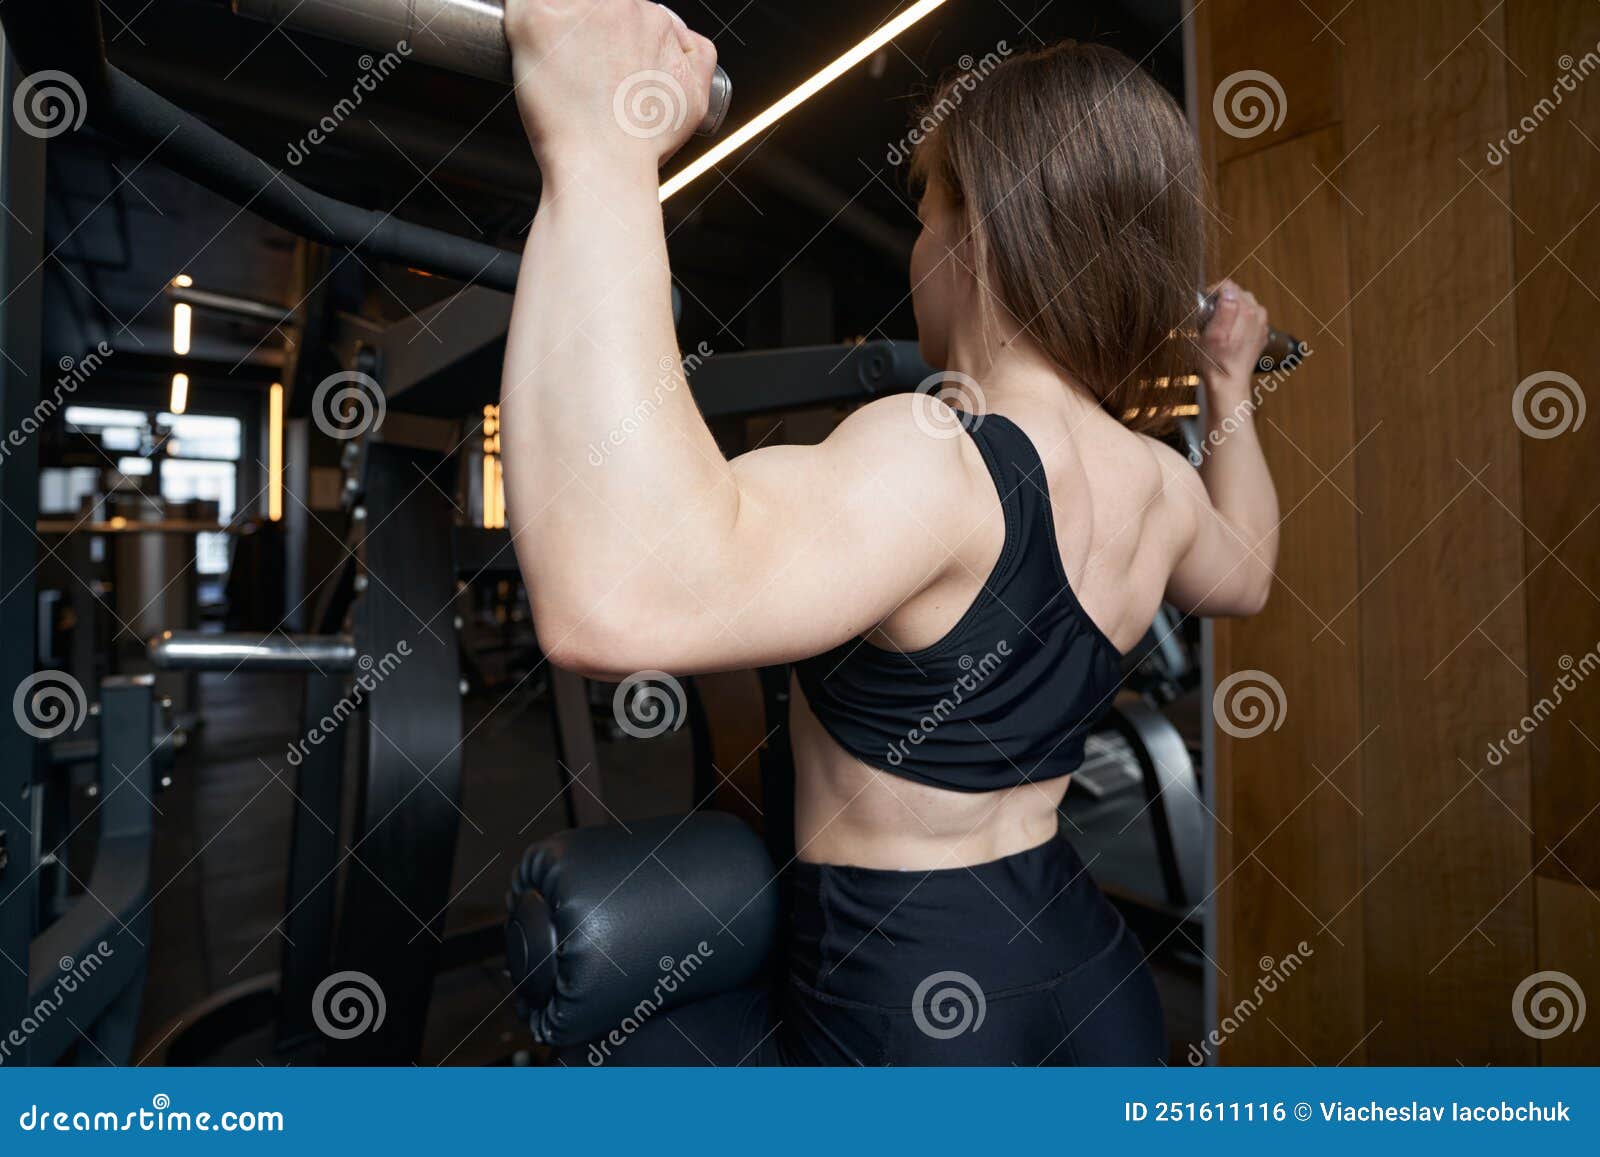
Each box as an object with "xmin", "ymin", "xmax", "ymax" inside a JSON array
[{"xmin": 1196, "ymin": 291, "xmax": 1306, "ymax": 375}]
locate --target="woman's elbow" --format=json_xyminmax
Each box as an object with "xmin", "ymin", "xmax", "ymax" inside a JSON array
[
  {"xmin": 531, "ymin": 594, "xmax": 678, "ymax": 680},
  {"xmin": 1229, "ymin": 570, "xmax": 1274, "ymax": 617}
]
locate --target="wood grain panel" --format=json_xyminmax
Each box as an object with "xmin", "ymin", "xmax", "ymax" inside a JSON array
[
  {"xmin": 1508, "ymin": 0, "xmax": 1600, "ymax": 891},
  {"xmin": 1212, "ymin": 127, "xmax": 1364, "ymax": 1064},
  {"xmin": 1341, "ymin": 0, "xmax": 1535, "ymax": 1064},
  {"xmin": 1206, "ymin": 0, "xmax": 1343, "ymax": 165},
  {"xmin": 1534, "ymin": 876, "xmax": 1600, "ymax": 1064}
]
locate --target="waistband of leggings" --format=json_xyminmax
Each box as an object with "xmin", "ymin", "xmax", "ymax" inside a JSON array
[{"xmin": 787, "ymin": 831, "xmax": 1123, "ymax": 1000}]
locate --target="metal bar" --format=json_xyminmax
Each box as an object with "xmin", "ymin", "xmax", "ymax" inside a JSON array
[
  {"xmin": 0, "ymin": 1, "xmax": 527, "ymax": 291},
  {"xmin": 0, "ymin": 28, "xmax": 47, "ymax": 1057},
  {"xmin": 148, "ymin": 630, "xmax": 358, "ymax": 673},
  {"xmin": 232, "ymin": 0, "xmax": 732, "ymax": 134},
  {"xmin": 102, "ymin": 64, "xmax": 526, "ymax": 291},
  {"xmin": 166, "ymin": 285, "xmax": 296, "ymax": 326},
  {"xmin": 549, "ymin": 669, "xmax": 607, "ymax": 828},
  {"xmin": 686, "ymin": 340, "xmax": 931, "ymax": 419}
]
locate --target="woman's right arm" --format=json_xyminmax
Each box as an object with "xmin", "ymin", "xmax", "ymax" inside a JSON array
[{"xmin": 1161, "ymin": 279, "xmax": 1281, "ymax": 617}]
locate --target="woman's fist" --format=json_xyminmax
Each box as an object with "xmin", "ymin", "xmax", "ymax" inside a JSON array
[
  {"xmin": 503, "ymin": 0, "xmax": 718, "ymax": 172},
  {"xmin": 1198, "ymin": 279, "xmax": 1270, "ymax": 400}
]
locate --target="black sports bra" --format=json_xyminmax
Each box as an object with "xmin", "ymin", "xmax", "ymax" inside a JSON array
[{"xmin": 793, "ymin": 410, "xmax": 1124, "ymax": 793}]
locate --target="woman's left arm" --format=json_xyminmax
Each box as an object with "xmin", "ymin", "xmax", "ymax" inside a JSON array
[{"xmin": 499, "ymin": 0, "xmax": 975, "ymax": 679}]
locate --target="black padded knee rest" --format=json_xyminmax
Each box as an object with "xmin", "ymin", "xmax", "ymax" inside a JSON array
[{"xmin": 505, "ymin": 811, "xmax": 780, "ymax": 1047}]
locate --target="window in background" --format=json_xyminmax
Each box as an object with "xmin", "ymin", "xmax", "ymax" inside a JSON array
[
  {"xmin": 160, "ymin": 458, "xmax": 237, "ymax": 574},
  {"xmin": 158, "ymin": 412, "xmax": 242, "ymax": 461},
  {"xmin": 38, "ymin": 467, "xmax": 101, "ymax": 516},
  {"xmin": 62, "ymin": 406, "xmax": 147, "ymax": 430}
]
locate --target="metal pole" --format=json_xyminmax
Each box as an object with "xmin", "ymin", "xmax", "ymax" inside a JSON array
[
  {"xmin": 0, "ymin": 26, "xmax": 49, "ymax": 1057},
  {"xmin": 232, "ymin": 0, "xmax": 732, "ymax": 134}
]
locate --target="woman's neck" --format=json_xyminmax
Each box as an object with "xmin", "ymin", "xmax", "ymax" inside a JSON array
[{"xmin": 941, "ymin": 318, "xmax": 1099, "ymax": 418}]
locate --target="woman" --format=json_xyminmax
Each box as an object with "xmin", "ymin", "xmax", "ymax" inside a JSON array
[{"xmin": 499, "ymin": 0, "xmax": 1279, "ymax": 1065}]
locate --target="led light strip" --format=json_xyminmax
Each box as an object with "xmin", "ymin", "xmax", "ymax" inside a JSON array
[
  {"xmin": 658, "ymin": 0, "xmax": 954, "ymax": 203},
  {"xmin": 268, "ymin": 383, "xmax": 284, "ymax": 522},
  {"xmin": 173, "ymin": 302, "xmax": 192, "ymax": 355}
]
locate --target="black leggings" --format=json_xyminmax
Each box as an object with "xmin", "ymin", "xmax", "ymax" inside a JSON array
[{"xmin": 566, "ymin": 832, "xmax": 1166, "ymax": 1066}]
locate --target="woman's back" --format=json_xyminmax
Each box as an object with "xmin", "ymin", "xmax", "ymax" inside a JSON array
[{"xmin": 791, "ymin": 379, "xmax": 1184, "ymax": 869}]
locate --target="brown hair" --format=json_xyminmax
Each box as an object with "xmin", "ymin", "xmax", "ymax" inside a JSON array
[{"xmin": 909, "ymin": 40, "xmax": 1205, "ymax": 433}]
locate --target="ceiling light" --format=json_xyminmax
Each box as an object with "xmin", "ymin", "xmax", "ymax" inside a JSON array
[
  {"xmin": 658, "ymin": 0, "xmax": 955, "ymax": 202},
  {"xmin": 173, "ymin": 303, "xmax": 192, "ymax": 356},
  {"xmin": 268, "ymin": 383, "xmax": 284, "ymax": 523}
]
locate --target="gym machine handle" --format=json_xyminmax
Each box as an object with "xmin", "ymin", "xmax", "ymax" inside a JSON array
[
  {"xmin": 1196, "ymin": 291, "xmax": 1305, "ymax": 376},
  {"xmin": 148, "ymin": 630, "xmax": 358, "ymax": 673},
  {"xmin": 231, "ymin": 0, "xmax": 734, "ymax": 136}
]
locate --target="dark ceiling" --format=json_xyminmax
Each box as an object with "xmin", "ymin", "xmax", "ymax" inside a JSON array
[{"xmin": 43, "ymin": 0, "xmax": 1186, "ymax": 403}]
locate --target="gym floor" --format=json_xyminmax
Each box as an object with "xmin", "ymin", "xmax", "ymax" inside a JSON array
[{"xmin": 135, "ymin": 673, "xmax": 1202, "ymax": 1065}]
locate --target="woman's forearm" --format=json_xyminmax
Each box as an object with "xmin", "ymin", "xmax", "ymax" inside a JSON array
[
  {"xmin": 1199, "ymin": 383, "xmax": 1280, "ymax": 586},
  {"xmin": 498, "ymin": 156, "xmax": 737, "ymax": 637}
]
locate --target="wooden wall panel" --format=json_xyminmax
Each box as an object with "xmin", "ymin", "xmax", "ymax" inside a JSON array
[
  {"xmin": 1509, "ymin": 0, "xmax": 1600, "ymax": 894},
  {"xmin": 1341, "ymin": 0, "xmax": 1535, "ymax": 1065},
  {"xmin": 1198, "ymin": 0, "xmax": 1600, "ymax": 1066},
  {"xmin": 1212, "ymin": 127, "xmax": 1364, "ymax": 1064},
  {"xmin": 1208, "ymin": 0, "xmax": 1342, "ymax": 165},
  {"xmin": 1535, "ymin": 877, "xmax": 1600, "ymax": 1064}
]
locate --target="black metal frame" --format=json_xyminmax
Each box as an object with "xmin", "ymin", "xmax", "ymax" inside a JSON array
[
  {"xmin": 0, "ymin": 0, "xmax": 524, "ymax": 293},
  {"xmin": 147, "ymin": 437, "xmax": 471, "ymax": 1064},
  {"xmin": 0, "ymin": 25, "xmax": 48, "ymax": 1060},
  {"xmin": 329, "ymin": 440, "xmax": 465, "ymax": 1062},
  {"xmin": 22, "ymin": 677, "xmax": 158, "ymax": 1064}
]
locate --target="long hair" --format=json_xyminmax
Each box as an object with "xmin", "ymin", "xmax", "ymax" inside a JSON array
[{"xmin": 909, "ymin": 41, "xmax": 1207, "ymax": 433}]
